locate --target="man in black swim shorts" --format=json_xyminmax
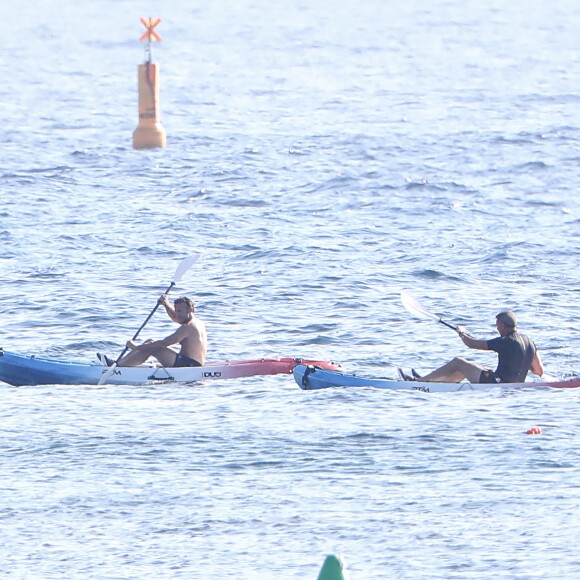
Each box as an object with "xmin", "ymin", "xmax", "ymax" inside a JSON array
[
  {"xmin": 174, "ymin": 353, "xmax": 202, "ymax": 367},
  {"xmin": 114, "ymin": 295, "xmax": 208, "ymax": 368}
]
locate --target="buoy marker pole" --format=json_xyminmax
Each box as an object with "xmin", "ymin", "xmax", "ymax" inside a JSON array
[{"xmin": 132, "ymin": 17, "xmax": 166, "ymax": 150}]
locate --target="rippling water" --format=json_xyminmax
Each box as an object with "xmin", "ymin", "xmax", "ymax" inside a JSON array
[{"xmin": 2, "ymin": 0, "xmax": 580, "ymax": 577}]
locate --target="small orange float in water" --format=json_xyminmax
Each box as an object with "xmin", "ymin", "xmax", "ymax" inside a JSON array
[{"xmin": 526, "ymin": 426, "xmax": 542, "ymax": 435}]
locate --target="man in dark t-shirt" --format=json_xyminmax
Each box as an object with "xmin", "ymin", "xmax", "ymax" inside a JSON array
[
  {"xmin": 486, "ymin": 327, "xmax": 538, "ymax": 383},
  {"xmin": 402, "ymin": 310, "xmax": 544, "ymax": 384}
]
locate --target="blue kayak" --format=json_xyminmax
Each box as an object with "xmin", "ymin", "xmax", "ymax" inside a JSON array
[{"xmin": 293, "ymin": 365, "xmax": 580, "ymax": 393}]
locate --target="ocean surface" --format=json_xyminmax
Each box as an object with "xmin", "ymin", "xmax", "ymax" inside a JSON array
[{"xmin": 2, "ymin": 0, "xmax": 580, "ymax": 577}]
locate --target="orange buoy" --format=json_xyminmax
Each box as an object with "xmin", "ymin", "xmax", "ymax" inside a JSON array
[
  {"xmin": 526, "ymin": 426, "xmax": 542, "ymax": 435},
  {"xmin": 133, "ymin": 18, "xmax": 166, "ymax": 150}
]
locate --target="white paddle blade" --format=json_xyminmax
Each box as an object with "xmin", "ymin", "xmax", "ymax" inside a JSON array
[
  {"xmin": 400, "ymin": 291, "xmax": 441, "ymax": 323},
  {"xmin": 97, "ymin": 363, "xmax": 117, "ymax": 386},
  {"xmin": 173, "ymin": 253, "xmax": 201, "ymax": 284}
]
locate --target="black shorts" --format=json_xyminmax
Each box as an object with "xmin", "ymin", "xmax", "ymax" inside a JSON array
[
  {"xmin": 174, "ymin": 354, "xmax": 202, "ymax": 368},
  {"xmin": 479, "ymin": 369, "xmax": 501, "ymax": 384}
]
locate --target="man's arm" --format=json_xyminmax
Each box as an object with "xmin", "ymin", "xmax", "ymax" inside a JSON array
[
  {"xmin": 456, "ymin": 326, "xmax": 489, "ymax": 351},
  {"xmin": 159, "ymin": 294, "xmax": 179, "ymax": 323},
  {"xmin": 127, "ymin": 327, "xmax": 188, "ymax": 353},
  {"xmin": 530, "ymin": 352, "xmax": 544, "ymax": 377}
]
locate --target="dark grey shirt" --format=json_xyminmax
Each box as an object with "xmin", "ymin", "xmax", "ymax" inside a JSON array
[{"xmin": 487, "ymin": 331, "xmax": 537, "ymax": 383}]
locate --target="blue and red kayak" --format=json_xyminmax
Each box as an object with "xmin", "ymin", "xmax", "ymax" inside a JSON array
[{"xmin": 0, "ymin": 348, "xmax": 342, "ymax": 387}]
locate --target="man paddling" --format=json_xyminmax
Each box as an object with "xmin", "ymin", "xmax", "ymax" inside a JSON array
[
  {"xmin": 399, "ymin": 310, "xmax": 544, "ymax": 383},
  {"xmin": 100, "ymin": 295, "xmax": 207, "ymax": 368}
]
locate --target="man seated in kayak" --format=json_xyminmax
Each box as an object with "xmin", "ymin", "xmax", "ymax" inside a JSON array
[
  {"xmin": 399, "ymin": 310, "xmax": 544, "ymax": 383},
  {"xmin": 110, "ymin": 295, "xmax": 207, "ymax": 368}
]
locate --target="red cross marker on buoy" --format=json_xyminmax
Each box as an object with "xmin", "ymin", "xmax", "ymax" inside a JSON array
[{"xmin": 139, "ymin": 17, "xmax": 162, "ymax": 43}]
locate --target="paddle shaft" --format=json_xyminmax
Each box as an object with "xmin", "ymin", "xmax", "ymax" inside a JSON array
[{"xmin": 438, "ymin": 318, "xmax": 458, "ymax": 332}]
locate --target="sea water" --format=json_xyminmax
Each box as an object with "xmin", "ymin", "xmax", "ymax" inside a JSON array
[{"xmin": 1, "ymin": 0, "xmax": 580, "ymax": 577}]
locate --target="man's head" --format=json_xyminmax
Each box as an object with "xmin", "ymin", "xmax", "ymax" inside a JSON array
[
  {"xmin": 174, "ymin": 296, "xmax": 195, "ymax": 323},
  {"xmin": 496, "ymin": 310, "xmax": 517, "ymax": 334},
  {"xmin": 174, "ymin": 296, "xmax": 195, "ymax": 311}
]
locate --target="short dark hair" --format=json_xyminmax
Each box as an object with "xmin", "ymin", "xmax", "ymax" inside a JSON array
[
  {"xmin": 174, "ymin": 296, "xmax": 195, "ymax": 311},
  {"xmin": 496, "ymin": 310, "xmax": 517, "ymax": 328}
]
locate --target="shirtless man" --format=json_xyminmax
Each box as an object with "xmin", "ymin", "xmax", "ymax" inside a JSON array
[
  {"xmin": 116, "ymin": 295, "xmax": 207, "ymax": 367},
  {"xmin": 400, "ymin": 310, "xmax": 544, "ymax": 383}
]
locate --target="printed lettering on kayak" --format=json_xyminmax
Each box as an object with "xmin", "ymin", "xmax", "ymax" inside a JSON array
[
  {"xmin": 203, "ymin": 371, "xmax": 222, "ymax": 378},
  {"xmin": 412, "ymin": 385, "xmax": 430, "ymax": 393}
]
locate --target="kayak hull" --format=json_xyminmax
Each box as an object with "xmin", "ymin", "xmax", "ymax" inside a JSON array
[
  {"xmin": 293, "ymin": 365, "xmax": 580, "ymax": 393},
  {"xmin": 0, "ymin": 349, "xmax": 341, "ymax": 387}
]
